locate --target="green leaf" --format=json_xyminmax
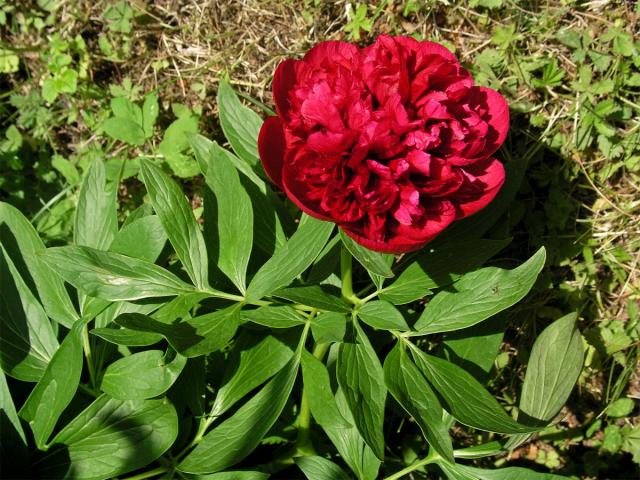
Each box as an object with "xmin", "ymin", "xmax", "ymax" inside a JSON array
[
  {"xmin": 18, "ymin": 321, "xmax": 83, "ymax": 449},
  {"xmin": 358, "ymin": 301, "xmax": 410, "ymax": 331},
  {"xmin": 301, "ymin": 350, "xmax": 351, "ymax": 430},
  {"xmin": 413, "ymin": 248, "xmax": 546, "ymax": 334},
  {"xmin": 0, "ymin": 368, "xmax": 27, "ymax": 446},
  {"xmin": 182, "ymin": 473, "xmax": 269, "ymax": 480},
  {"xmin": 340, "ymin": 230, "xmax": 394, "ymax": 278},
  {"xmin": 438, "ymin": 462, "xmax": 566, "ymax": 480},
  {"xmin": 409, "ymin": 346, "xmax": 537, "ymax": 434},
  {"xmin": 380, "ymin": 238, "xmax": 510, "ymax": 305},
  {"xmin": 0, "ymin": 246, "xmax": 58, "ymax": 382},
  {"xmin": 607, "ymin": 397, "xmax": 636, "ymax": 418},
  {"xmin": 246, "ymin": 215, "xmax": 334, "ymax": 301},
  {"xmin": 110, "ymin": 97, "xmax": 142, "ymax": 124},
  {"xmin": 217, "ymin": 80, "xmax": 263, "ymax": 171},
  {"xmin": 140, "ymin": 160, "xmax": 209, "ymax": 289},
  {"xmin": 507, "ymin": 313, "xmax": 583, "ymax": 449},
  {"xmin": 91, "ymin": 327, "xmax": 164, "ymax": 346},
  {"xmin": 40, "ymin": 396, "xmax": 178, "ymax": 479},
  {"xmin": 312, "ymin": 312, "xmax": 346, "ymax": 344},
  {"xmin": 192, "ymin": 137, "xmax": 290, "ymax": 256},
  {"xmin": 333, "ymin": 388, "xmax": 381, "ymax": 480},
  {"xmin": 337, "ymin": 324, "xmax": 387, "ymax": 459},
  {"xmin": 115, "ymin": 305, "xmax": 240, "ymax": 357},
  {"xmin": 211, "ymin": 332, "xmax": 294, "ymax": 417},
  {"xmin": 102, "ymin": 117, "xmax": 146, "ymax": 146},
  {"xmin": 384, "ymin": 344, "xmax": 453, "ymax": 462},
  {"xmin": 296, "ymin": 456, "xmax": 351, "ymax": 480},
  {"xmin": 74, "ymin": 160, "xmax": 118, "ymax": 251},
  {"xmin": 443, "ymin": 314, "xmax": 507, "ymax": 381},
  {"xmin": 519, "ymin": 312, "xmax": 583, "ymax": 424},
  {"xmin": 159, "ymin": 110, "xmax": 200, "ymax": 178},
  {"xmin": 275, "ymin": 285, "xmax": 350, "ymax": 312},
  {"xmin": 240, "ymin": 305, "xmax": 307, "ymax": 329},
  {"xmin": 178, "ymin": 356, "xmax": 299, "ymax": 473},
  {"xmin": 41, "ymin": 246, "xmax": 195, "ymax": 301},
  {"xmin": 142, "ymin": 92, "xmax": 159, "ymax": 138},
  {"xmin": 109, "ymin": 215, "xmax": 167, "ymax": 263},
  {"xmin": 203, "ymin": 142, "xmax": 253, "ymax": 293},
  {"xmin": 0, "ymin": 202, "xmax": 78, "ymax": 327},
  {"xmin": 101, "ymin": 349, "xmax": 187, "ymax": 400}
]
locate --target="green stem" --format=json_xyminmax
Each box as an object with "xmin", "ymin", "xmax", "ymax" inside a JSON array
[
  {"xmin": 81, "ymin": 324, "xmax": 97, "ymax": 390},
  {"xmin": 383, "ymin": 452, "xmax": 440, "ymax": 480},
  {"xmin": 340, "ymin": 246, "xmax": 362, "ymax": 306},
  {"xmin": 121, "ymin": 466, "xmax": 169, "ymax": 480}
]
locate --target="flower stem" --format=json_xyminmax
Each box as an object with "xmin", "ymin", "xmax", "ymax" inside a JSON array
[
  {"xmin": 383, "ymin": 451, "xmax": 440, "ymax": 480},
  {"xmin": 81, "ymin": 323, "xmax": 97, "ymax": 390},
  {"xmin": 340, "ymin": 246, "xmax": 361, "ymax": 306}
]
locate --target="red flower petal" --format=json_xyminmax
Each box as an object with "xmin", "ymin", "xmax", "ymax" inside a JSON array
[
  {"xmin": 342, "ymin": 200, "xmax": 456, "ymax": 253},
  {"xmin": 281, "ymin": 163, "xmax": 334, "ymax": 222},
  {"xmin": 466, "ymin": 86, "xmax": 509, "ymax": 158},
  {"xmin": 257, "ymin": 116, "xmax": 286, "ymax": 189},
  {"xmin": 453, "ymin": 157, "xmax": 505, "ymax": 218},
  {"xmin": 272, "ymin": 59, "xmax": 297, "ymax": 119}
]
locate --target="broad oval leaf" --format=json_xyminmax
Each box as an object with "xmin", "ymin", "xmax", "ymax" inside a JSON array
[
  {"xmin": 91, "ymin": 327, "xmax": 164, "ymax": 347},
  {"xmin": 336, "ymin": 324, "xmax": 387, "ymax": 459},
  {"xmin": 178, "ymin": 356, "xmax": 299, "ymax": 474},
  {"xmin": 275, "ymin": 285, "xmax": 350, "ymax": 313},
  {"xmin": 217, "ymin": 80, "xmax": 263, "ymax": 171},
  {"xmin": 240, "ymin": 305, "xmax": 306, "ymax": 329},
  {"xmin": 74, "ymin": 160, "xmax": 117, "ymax": 252},
  {"xmin": 211, "ymin": 332, "xmax": 294, "ymax": 417},
  {"xmin": 442, "ymin": 314, "xmax": 507, "ymax": 382},
  {"xmin": 109, "ymin": 215, "xmax": 167, "ymax": 263},
  {"xmin": 301, "ymin": 349, "xmax": 351, "ymax": 431},
  {"xmin": 142, "ymin": 92, "xmax": 159, "ymax": 138},
  {"xmin": 140, "ymin": 160, "xmax": 209, "ymax": 289},
  {"xmin": 384, "ymin": 344, "xmax": 453, "ymax": 462},
  {"xmin": 115, "ymin": 305, "xmax": 240, "ymax": 358},
  {"xmin": 295, "ymin": 456, "xmax": 350, "ymax": 480},
  {"xmin": 507, "ymin": 313, "xmax": 583, "ymax": 449},
  {"xmin": 102, "ymin": 117, "xmax": 145, "ymax": 146},
  {"xmin": 203, "ymin": 142, "xmax": 253, "ymax": 293},
  {"xmin": 101, "ymin": 349, "xmax": 187, "ymax": 400},
  {"xmin": 519, "ymin": 312, "xmax": 583, "ymax": 423},
  {"xmin": 380, "ymin": 238, "xmax": 510, "ymax": 305},
  {"xmin": 41, "ymin": 246, "xmax": 195, "ymax": 301},
  {"xmin": 409, "ymin": 345, "xmax": 538, "ymax": 434},
  {"xmin": 358, "ymin": 300, "xmax": 410, "ymax": 331},
  {"xmin": 39, "ymin": 396, "xmax": 178, "ymax": 480},
  {"xmin": 438, "ymin": 461, "xmax": 565, "ymax": 480},
  {"xmin": 340, "ymin": 230, "xmax": 394, "ymax": 278},
  {"xmin": 413, "ymin": 247, "xmax": 546, "ymax": 334},
  {"xmin": 18, "ymin": 321, "xmax": 84, "ymax": 449},
  {"xmin": 0, "ymin": 202, "xmax": 78, "ymax": 328},
  {"xmin": 312, "ymin": 312, "xmax": 346, "ymax": 344},
  {"xmin": 0, "ymin": 246, "xmax": 58, "ymax": 382},
  {"xmin": 245, "ymin": 215, "xmax": 334, "ymax": 301}
]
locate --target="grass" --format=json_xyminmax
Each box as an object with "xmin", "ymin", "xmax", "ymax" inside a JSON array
[{"xmin": 1, "ymin": 0, "xmax": 638, "ymax": 478}]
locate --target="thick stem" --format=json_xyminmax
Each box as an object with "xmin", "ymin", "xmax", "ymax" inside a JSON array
[{"xmin": 340, "ymin": 246, "xmax": 361, "ymax": 306}]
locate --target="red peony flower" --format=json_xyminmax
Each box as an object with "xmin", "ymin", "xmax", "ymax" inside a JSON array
[{"xmin": 258, "ymin": 35, "xmax": 508, "ymax": 253}]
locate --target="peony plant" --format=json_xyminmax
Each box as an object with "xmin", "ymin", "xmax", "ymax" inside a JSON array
[{"xmin": 1, "ymin": 37, "xmax": 583, "ymax": 480}]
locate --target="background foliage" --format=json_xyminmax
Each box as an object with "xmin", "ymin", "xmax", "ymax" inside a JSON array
[{"xmin": 0, "ymin": 1, "xmax": 638, "ymax": 479}]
